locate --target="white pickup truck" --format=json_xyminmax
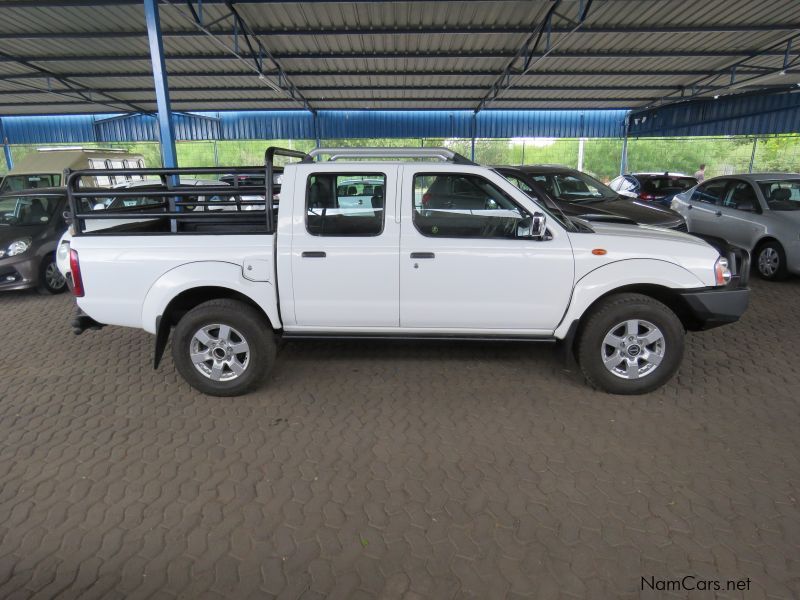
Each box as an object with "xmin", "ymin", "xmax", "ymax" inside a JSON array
[{"xmin": 58, "ymin": 147, "xmax": 749, "ymax": 397}]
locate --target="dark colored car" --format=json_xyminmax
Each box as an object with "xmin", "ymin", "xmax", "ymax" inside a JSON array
[
  {"xmin": 495, "ymin": 165, "xmax": 687, "ymax": 231},
  {"xmin": 0, "ymin": 188, "xmax": 69, "ymax": 294},
  {"xmin": 609, "ymin": 172, "xmax": 698, "ymax": 208}
]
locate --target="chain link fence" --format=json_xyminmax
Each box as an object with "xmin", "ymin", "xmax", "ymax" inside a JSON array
[{"xmin": 3, "ymin": 135, "xmax": 798, "ymax": 182}]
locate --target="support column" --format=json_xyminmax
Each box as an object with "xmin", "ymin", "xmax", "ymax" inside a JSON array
[
  {"xmin": 748, "ymin": 137, "xmax": 758, "ymax": 173},
  {"xmin": 619, "ymin": 115, "xmax": 630, "ymax": 176},
  {"xmin": 470, "ymin": 113, "xmax": 477, "ymax": 162},
  {"xmin": 0, "ymin": 118, "xmax": 12, "ymax": 170},
  {"xmin": 144, "ymin": 0, "xmax": 177, "ymax": 170},
  {"xmin": 577, "ymin": 137, "xmax": 586, "ymax": 171}
]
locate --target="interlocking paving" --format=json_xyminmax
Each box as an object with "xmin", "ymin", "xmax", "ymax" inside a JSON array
[{"xmin": 1, "ymin": 278, "xmax": 798, "ymax": 599}]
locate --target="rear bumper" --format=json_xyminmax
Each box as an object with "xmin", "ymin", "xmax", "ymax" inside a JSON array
[{"xmin": 679, "ymin": 287, "xmax": 749, "ymax": 330}]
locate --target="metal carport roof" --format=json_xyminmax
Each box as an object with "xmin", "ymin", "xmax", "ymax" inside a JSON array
[{"xmin": 0, "ymin": 0, "xmax": 798, "ymax": 115}]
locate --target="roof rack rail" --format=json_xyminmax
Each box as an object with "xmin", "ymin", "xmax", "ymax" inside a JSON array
[
  {"xmin": 36, "ymin": 146, "xmax": 131, "ymax": 153},
  {"xmin": 304, "ymin": 147, "xmax": 476, "ymax": 165}
]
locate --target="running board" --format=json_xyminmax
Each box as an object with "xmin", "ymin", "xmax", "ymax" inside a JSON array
[{"xmin": 281, "ymin": 332, "xmax": 558, "ymax": 342}]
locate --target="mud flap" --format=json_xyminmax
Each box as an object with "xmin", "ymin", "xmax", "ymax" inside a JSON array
[{"xmin": 153, "ymin": 316, "xmax": 170, "ymax": 369}]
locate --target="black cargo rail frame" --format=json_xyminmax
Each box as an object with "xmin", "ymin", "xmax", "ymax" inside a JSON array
[{"xmin": 65, "ymin": 147, "xmax": 310, "ymax": 236}]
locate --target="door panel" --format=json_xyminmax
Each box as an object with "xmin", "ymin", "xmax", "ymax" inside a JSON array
[
  {"xmin": 290, "ymin": 171, "xmax": 399, "ymax": 327},
  {"xmin": 687, "ymin": 179, "xmax": 728, "ymax": 237},
  {"xmin": 400, "ymin": 170, "xmax": 574, "ymax": 332},
  {"xmin": 718, "ymin": 181, "xmax": 762, "ymax": 248}
]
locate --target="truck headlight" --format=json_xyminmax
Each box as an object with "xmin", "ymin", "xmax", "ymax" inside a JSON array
[
  {"xmin": 2, "ymin": 238, "xmax": 32, "ymax": 258},
  {"xmin": 714, "ymin": 256, "xmax": 732, "ymax": 286}
]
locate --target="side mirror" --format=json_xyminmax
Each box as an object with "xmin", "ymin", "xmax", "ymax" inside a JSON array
[{"xmin": 530, "ymin": 211, "xmax": 547, "ymax": 239}]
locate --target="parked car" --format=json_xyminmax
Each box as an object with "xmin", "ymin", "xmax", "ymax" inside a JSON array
[
  {"xmin": 610, "ymin": 173, "xmax": 698, "ymax": 207},
  {"xmin": 0, "ymin": 189, "xmax": 69, "ymax": 294},
  {"xmin": 671, "ymin": 173, "xmax": 800, "ymax": 280},
  {"xmin": 496, "ymin": 165, "xmax": 687, "ymax": 231},
  {"xmin": 59, "ymin": 147, "xmax": 748, "ymax": 397},
  {"xmin": 0, "ymin": 147, "xmax": 146, "ymax": 194}
]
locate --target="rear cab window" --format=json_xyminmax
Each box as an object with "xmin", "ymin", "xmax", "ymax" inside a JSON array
[
  {"xmin": 641, "ymin": 176, "xmax": 697, "ymax": 195},
  {"xmin": 306, "ymin": 173, "xmax": 386, "ymax": 236}
]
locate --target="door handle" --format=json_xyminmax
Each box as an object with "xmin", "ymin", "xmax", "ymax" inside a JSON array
[
  {"xmin": 715, "ymin": 211, "xmax": 722, "ymax": 217},
  {"xmin": 687, "ymin": 205, "xmax": 692, "ymax": 210},
  {"xmin": 301, "ymin": 251, "xmax": 326, "ymax": 258},
  {"xmin": 410, "ymin": 252, "xmax": 435, "ymax": 259}
]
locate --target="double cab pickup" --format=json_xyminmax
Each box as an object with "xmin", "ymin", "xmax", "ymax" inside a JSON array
[{"xmin": 58, "ymin": 147, "xmax": 749, "ymax": 396}]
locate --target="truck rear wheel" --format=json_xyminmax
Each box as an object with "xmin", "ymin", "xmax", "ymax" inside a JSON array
[
  {"xmin": 171, "ymin": 299, "xmax": 276, "ymax": 397},
  {"xmin": 577, "ymin": 293, "xmax": 684, "ymax": 395}
]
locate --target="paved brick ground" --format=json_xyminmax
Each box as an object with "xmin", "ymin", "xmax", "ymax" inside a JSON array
[{"xmin": 1, "ymin": 278, "xmax": 798, "ymax": 599}]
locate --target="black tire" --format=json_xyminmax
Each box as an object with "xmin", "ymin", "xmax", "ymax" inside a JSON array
[
  {"xmin": 577, "ymin": 293, "xmax": 684, "ymax": 395},
  {"xmin": 171, "ymin": 299, "xmax": 276, "ymax": 397},
  {"xmin": 36, "ymin": 254, "xmax": 67, "ymax": 295},
  {"xmin": 754, "ymin": 240, "xmax": 788, "ymax": 281}
]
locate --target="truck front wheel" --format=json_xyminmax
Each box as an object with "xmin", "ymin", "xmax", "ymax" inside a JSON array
[
  {"xmin": 171, "ymin": 299, "xmax": 276, "ymax": 397},
  {"xmin": 577, "ymin": 293, "xmax": 684, "ymax": 395}
]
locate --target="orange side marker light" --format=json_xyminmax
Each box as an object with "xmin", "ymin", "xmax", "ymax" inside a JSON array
[{"xmin": 592, "ymin": 248, "xmax": 607, "ymax": 256}]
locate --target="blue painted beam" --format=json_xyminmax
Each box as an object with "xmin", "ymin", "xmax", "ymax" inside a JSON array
[{"xmin": 143, "ymin": 0, "xmax": 177, "ymax": 169}]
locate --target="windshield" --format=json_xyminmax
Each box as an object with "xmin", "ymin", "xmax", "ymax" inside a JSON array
[
  {"xmin": 526, "ymin": 171, "xmax": 617, "ymax": 201},
  {"xmin": 0, "ymin": 195, "xmax": 60, "ymax": 226},
  {"xmin": 759, "ymin": 180, "xmax": 800, "ymax": 211},
  {"xmin": 0, "ymin": 173, "xmax": 61, "ymax": 194}
]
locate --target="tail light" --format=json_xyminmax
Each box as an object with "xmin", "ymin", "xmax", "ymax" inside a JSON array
[
  {"xmin": 638, "ymin": 193, "xmax": 657, "ymax": 201},
  {"xmin": 69, "ymin": 249, "xmax": 85, "ymax": 297}
]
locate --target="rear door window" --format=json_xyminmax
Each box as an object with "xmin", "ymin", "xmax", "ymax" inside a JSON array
[
  {"xmin": 306, "ymin": 173, "xmax": 386, "ymax": 236},
  {"xmin": 691, "ymin": 180, "xmax": 728, "ymax": 205}
]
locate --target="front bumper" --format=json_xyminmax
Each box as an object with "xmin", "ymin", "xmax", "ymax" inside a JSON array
[
  {"xmin": 677, "ymin": 236, "xmax": 750, "ymax": 330},
  {"xmin": 0, "ymin": 254, "xmax": 38, "ymax": 291},
  {"xmin": 679, "ymin": 287, "xmax": 750, "ymax": 330}
]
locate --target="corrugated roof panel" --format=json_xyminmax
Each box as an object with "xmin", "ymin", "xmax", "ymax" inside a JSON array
[
  {"xmin": 317, "ymin": 110, "xmax": 474, "ymax": 138},
  {"xmin": 219, "ymin": 110, "xmax": 316, "ymax": 140},
  {"xmin": 629, "ymin": 89, "xmax": 800, "ymax": 136},
  {"xmin": 2, "ymin": 114, "xmax": 97, "ymax": 143},
  {"xmin": 477, "ymin": 110, "xmax": 627, "ymax": 138}
]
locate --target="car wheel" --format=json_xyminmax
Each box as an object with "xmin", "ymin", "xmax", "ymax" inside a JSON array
[
  {"xmin": 577, "ymin": 293, "xmax": 684, "ymax": 395},
  {"xmin": 36, "ymin": 254, "xmax": 67, "ymax": 295},
  {"xmin": 755, "ymin": 241, "xmax": 788, "ymax": 281},
  {"xmin": 171, "ymin": 299, "xmax": 277, "ymax": 397}
]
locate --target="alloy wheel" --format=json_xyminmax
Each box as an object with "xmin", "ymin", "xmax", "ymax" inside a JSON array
[
  {"xmin": 45, "ymin": 261, "xmax": 66, "ymax": 291},
  {"xmin": 758, "ymin": 247, "xmax": 779, "ymax": 277},
  {"xmin": 189, "ymin": 323, "xmax": 250, "ymax": 381},
  {"xmin": 601, "ymin": 319, "xmax": 665, "ymax": 380}
]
